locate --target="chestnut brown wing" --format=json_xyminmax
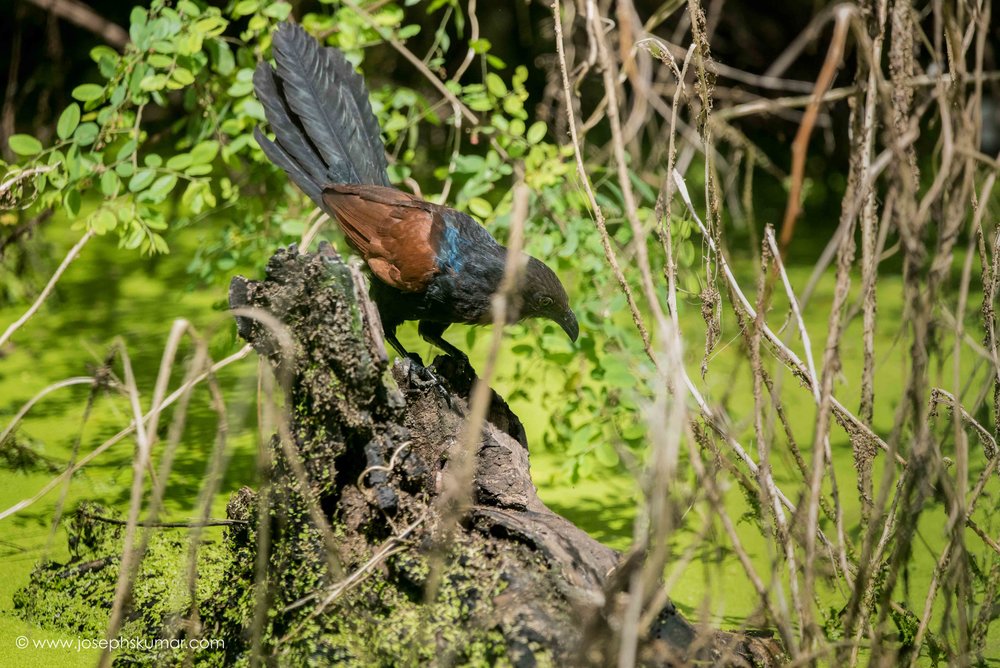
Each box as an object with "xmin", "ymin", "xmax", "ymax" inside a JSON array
[{"xmin": 321, "ymin": 184, "xmax": 443, "ymax": 292}]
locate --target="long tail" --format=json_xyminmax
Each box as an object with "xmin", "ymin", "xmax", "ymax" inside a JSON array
[{"xmin": 253, "ymin": 22, "xmax": 390, "ymax": 211}]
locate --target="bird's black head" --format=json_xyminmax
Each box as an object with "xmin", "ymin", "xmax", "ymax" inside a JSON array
[{"xmin": 519, "ymin": 256, "xmax": 579, "ymax": 342}]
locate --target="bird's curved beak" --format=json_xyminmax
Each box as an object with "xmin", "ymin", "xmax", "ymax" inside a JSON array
[{"xmin": 558, "ymin": 309, "xmax": 579, "ymax": 342}]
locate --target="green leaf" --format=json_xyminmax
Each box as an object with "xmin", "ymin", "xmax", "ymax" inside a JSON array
[
  {"xmin": 201, "ymin": 186, "xmax": 216, "ymax": 208},
  {"xmin": 65, "ymin": 145, "xmax": 81, "ymax": 179},
  {"xmin": 227, "ymin": 80, "xmax": 253, "ymax": 97},
  {"xmin": 149, "ymin": 174, "xmax": 178, "ymax": 198},
  {"xmin": 468, "ymin": 197, "xmax": 492, "ymax": 218},
  {"xmin": 398, "ymin": 24, "xmax": 420, "ymax": 39},
  {"xmin": 177, "ymin": 0, "xmax": 201, "ymax": 15},
  {"xmin": 56, "ymin": 104, "xmax": 81, "ymax": 140},
  {"xmin": 232, "ymin": 0, "xmax": 259, "ymax": 17},
  {"xmin": 185, "ymin": 164, "xmax": 213, "ymax": 176},
  {"xmin": 128, "ymin": 169, "xmax": 156, "ymax": 192},
  {"xmin": 594, "ymin": 441, "xmax": 619, "ymax": 468},
  {"xmin": 63, "ymin": 190, "xmax": 81, "ymax": 217},
  {"xmin": 90, "ymin": 45, "xmax": 119, "ymax": 64},
  {"xmin": 100, "ymin": 170, "xmax": 121, "ymax": 197},
  {"xmin": 71, "ymin": 84, "xmax": 105, "ymax": 102},
  {"xmin": 149, "ymin": 232, "xmax": 169, "ymax": 254},
  {"xmin": 262, "ymin": 2, "xmax": 291, "ymax": 19},
  {"xmin": 73, "ymin": 123, "xmax": 99, "ymax": 146},
  {"xmin": 140, "ymin": 74, "xmax": 168, "ymax": 91},
  {"xmin": 171, "ymin": 67, "xmax": 195, "ymax": 86},
  {"xmin": 166, "ymin": 153, "xmax": 192, "ymax": 171},
  {"xmin": 207, "ymin": 39, "xmax": 235, "ymax": 75},
  {"xmin": 90, "ymin": 209, "xmax": 117, "ymax": 234},
  {"xmin": 129, "ymin": 7, "xmax": 148, "ymax": 46},
  {"xmin": 192, "ymin": 16, "xmax": 227, "ymax": 37},
  {"xmin": 9, "ymin": 134, "xmax": 43, "ymax": 156},
  {"xmin": 115, "ymin": 140, "xmax": 137, "ymax": 162},
  {"xmin": 130, "ymin": 6, "xmax": 148, "ymax": 27},
  {"xmin": 502, "ymin": 95, "xmax": 524, "ymax": 117},
  {"xmin": 110, "ymin": 83, "xmax": 127, "ymax": 106},
  {"xmin": 148, "ymin": 54, "xmax": 173, "ymax": 68},
  {"xmin": 486, "ymin": 73, "xmax": 507, "ymax": 97},
  {"xmin": 124, "ymin": 227, "xmax": 144, "ymax": 249},
  {"xmin": 467, "ymin": 96, "xmax": 493, "ymax": 112},
  {"xmin": 152, "ymin": 37, "xmax": 178, "ymax": 53},
  {"xmin": 469, "ymin": 38, "xmax": 491, "ymax": 54},
  {"xmin": 526, "ymin": 121, "xmax": 547, "ymax": 145},
  {"xmin": 179, "ymin": 33, "xmax": 204, "ymax": 56},
  {"xmin": 241, "ymin": 99, "xmax": 265, "ymax": 121},
  {"xmin": 189, "ymin": 140, "xmax": 219, "ymax": 165}
]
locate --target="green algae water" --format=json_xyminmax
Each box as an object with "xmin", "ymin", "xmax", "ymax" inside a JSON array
[{"xmin": 1, "ymin": 225, "xmax": 997, "ymax": 666}]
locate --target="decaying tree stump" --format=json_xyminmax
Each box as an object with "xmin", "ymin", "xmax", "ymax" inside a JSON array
[{"xmin": 222, "ymin": 244, "xmax": 783, "ymax": 666}]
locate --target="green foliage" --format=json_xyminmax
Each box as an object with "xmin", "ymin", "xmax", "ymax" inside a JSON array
[
  {"xmin": 1, "ymin": 0, "xmax": 291, "ymax": 257},
  {"xmin": 0, "ymin": 0, "xmax": 698, "ymax": 478}
]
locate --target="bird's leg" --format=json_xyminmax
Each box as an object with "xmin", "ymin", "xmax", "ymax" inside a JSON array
[
  {"xmin": 417, "ymin": 320, "xmax": 469, "ymax": 364},
  {"xmin": 384, "ymin": 325, "xmax": 424, "ymax": 367},
  {"xmin": 384, "ymin": 323, "xmax": 452, "ymax": 402}
]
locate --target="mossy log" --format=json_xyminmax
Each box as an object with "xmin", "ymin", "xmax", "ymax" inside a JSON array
[{"xmin": 222, "ymin": 244, "xmax": 783, "ymax": 667}]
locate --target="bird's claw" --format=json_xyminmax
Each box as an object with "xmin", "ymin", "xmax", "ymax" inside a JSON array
[{"xmin": 403, "ymin": 358, "xmax": 457, "ymax": 409}]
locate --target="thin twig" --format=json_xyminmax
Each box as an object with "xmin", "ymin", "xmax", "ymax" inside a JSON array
[
  {"xmin": 0, "ymin": 229, "xmax": 94, "ymax": 349},
  {"xmin": 0, "ymin": 376, "xmax": 94, "ymax": 444},
  {"xmin": 79, "ymin": 512, "xmax": 247, "ymax": 528},
  {"xmin": 778, "ymin": 5, "xmax": 854, "ymax": 255}
]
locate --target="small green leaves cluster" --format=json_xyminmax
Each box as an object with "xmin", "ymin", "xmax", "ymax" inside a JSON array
[{"xmin": 2, "ymin": 0, "xmax": 293, "ymax": 256}]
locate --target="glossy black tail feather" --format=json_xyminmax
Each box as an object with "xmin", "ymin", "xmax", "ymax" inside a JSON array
[{"xmin": 253, "ymin": 22, "xmax": 390, "ymax": 211}]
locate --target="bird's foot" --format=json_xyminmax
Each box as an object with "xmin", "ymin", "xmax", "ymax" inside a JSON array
[{"xmin": 402, "ymin": 357, "xmax": 460, "ymax": 411}]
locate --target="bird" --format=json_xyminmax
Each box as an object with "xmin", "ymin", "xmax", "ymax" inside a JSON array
[{"xmin": 252, "ymin": 22, "xmax": 578, "ymax": 367}]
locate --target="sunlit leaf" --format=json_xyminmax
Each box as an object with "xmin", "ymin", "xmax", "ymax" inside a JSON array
[
  {"xmin": 56, "ymin": 104, "xmax": 81, "ymax": 141},
  {"xmin": 128, "ymin": 169, "xmax": 156, "ymax": 192},
  {"xmin": 71, "ymin": 84, "xmax": 105, "ymax": 102},
  {"xmin": 526, "ymin": 121, "xmax": 546, "ymax": 145},
  {"xmin": 8, "ymin": 134, "xmax": 42, "ymax": 156},
  {"xmin": 468, "ymin": 198, "xmax": 492, "ymax": 218},
  {"xmin": 190, "ymin": 140, "xmax": 219, "ymax": 165},
  {"xmin": 90, "ymin": 209, "xmax": 117, "ymax": 234},
  {"xmin": 73, "ymin": 123, "xmax": 99, "ymax": 147},
  {"xmin": 100, "ymin": 171, "xmax": 120, "ymax": 197}
]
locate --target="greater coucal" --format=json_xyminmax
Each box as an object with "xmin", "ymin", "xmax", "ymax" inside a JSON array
[{"xmin": 253, "ymin": 23, "xmax": 578, "ymax": 365}]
